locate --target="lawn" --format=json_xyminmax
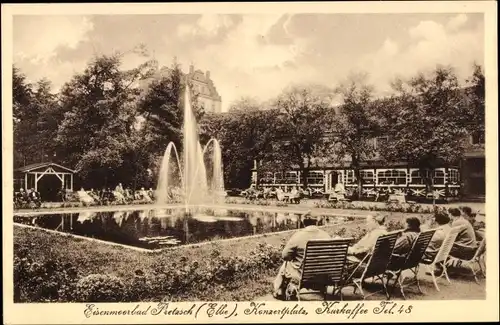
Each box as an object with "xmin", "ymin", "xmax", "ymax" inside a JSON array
[
  {"xmin": 13, "ymin": 218, "xmax": 367, "ymax": 302},
  {"xmin": 13, "ymin": 209, "xmax": 483, "ymax": 302}
]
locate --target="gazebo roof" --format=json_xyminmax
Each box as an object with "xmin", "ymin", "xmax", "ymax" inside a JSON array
[{"xmin": 15, "ymin": 162, "xmax": 76, "ymax": 174}]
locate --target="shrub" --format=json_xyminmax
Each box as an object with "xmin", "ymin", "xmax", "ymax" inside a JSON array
[
  {"xmin": 76, "ymin": 274, "xmax": 125, "ymax": 302},
  {"xmin": 14, "ymin": 245, "xmax": 78, "ymax": 302},
  {"xmin": 13, "ymin": 216, "xmax": 416, "ymax": 302}
]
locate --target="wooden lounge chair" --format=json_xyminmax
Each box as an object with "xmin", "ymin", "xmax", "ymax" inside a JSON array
[
  {"xmin": 447, "ymin": 238, "xmax": 486, "ymax": 283},
  {"xmin": 345, "ymin": 231, "xmax": 401, "ymax": 299},
  {"xmin": 385, "ymin": 229, "xmax": 436, "ymax": 299},
  {"xmin": 419, "ymin": 225, "xmax": 462, "ymax": 291},
  {"xmin": 286, "ymin": 238, "xmax": 353, "ymax": 301}
]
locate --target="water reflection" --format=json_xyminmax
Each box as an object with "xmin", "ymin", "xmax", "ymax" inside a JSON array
[{"xmin": 14, "ymin": 209, "xmax": 352, "ymax": 249}]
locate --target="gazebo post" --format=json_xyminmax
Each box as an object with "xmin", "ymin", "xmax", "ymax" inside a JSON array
[
  {"xmin": 24, "ymin": 173, "xmax": 27, "ymax": 190},
  {"xmin": 62, "ymin": 174, "xmax": 65, "ymax": 190},
  {"xmin": 70, "ymin": 174, "xmax": 73, "ymax": 191},
  {"xmin": 34, "ymin": 172, "xmax": 38, "ymax": 191}
]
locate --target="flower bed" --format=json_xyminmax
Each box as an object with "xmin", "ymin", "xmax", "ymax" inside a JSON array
[
  {"xmin": 313, "ymin": 200, "xmax": 439, "ymax": 214},
  {"xmin": 14, "ymin": 211, "xmax": 426, "ymax": 303},
  {"xmin": 17, "ymin": 197, "xmax": 444, "ymax": 216}
]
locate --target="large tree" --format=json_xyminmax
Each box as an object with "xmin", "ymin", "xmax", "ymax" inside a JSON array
[
  {"xmin": 378, "ymin": 65, "xmax": 470, "ymax": 201},
  {"xmin": 332, "ymin": 73, "xmax": 380, "ymax": 198},
  {"xmin": 199, "ymin": 97, "xmax": 279, "ymax": 189},
  {"xmin": 13, "ymin": 68, "xmax": 60, "ymax": 168},
  {"xmin": 463, "ymin": 63, "xmax": 485, "ymax": 141},
  {"xmin": 13, "ymin": 66, "xmax": 35, "ymax": 167},
  {"xmin": 54, "ymin": 51, "xmax": 157, "ymax": 188},
  {"xmin": 271, "ymin": 85, "xmax": 336, "ymax": 189},
  {"xmin": 136, "ymin": 60, "xmax": 204, "ymax": 186}
]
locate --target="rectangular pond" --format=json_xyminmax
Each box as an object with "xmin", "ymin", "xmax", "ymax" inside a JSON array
[{"xmin": 13, "ymin": 207, "xmax": 356, "ymax": 250}]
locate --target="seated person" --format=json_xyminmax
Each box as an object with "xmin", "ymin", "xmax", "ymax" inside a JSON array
[
  {"xmin": 448, "ymin": 207, "xmax": 478, "ymax": 260},
  {"xmin": 113, "ymin": 190, "xmax": 126, "ymax": 204},
  {"xmin": 461, "ymin": 206, "xmax": 485, "ymax": 241},
  {"xmin": 424, "ymin": 211, "xmax": 452, "ymax": 260},
  {"xmin": 334, "ymin": 182, "xmax": 345, "ymax": 194},
  {"xmin": 289, "ymin": 187, "xmax": 300, "ymax": 203},
  {"xmin": 57, "ymin": 187, "xmax": 67, "ymax": 202},
  {"xmin": 30, "ymin": 188, "xmax": 41, "ymax": 201},
  {"xmin": 140, "ymin": 187, "xmax": 153, "ymax": 202},
  {"xmin": 276, "ymin": 187, "xmax": 285, "ymax": 202},
  {"xmin": 343, "ymin": 214, "xmax": 389, "ymax": 276},
  {"xmin": 473, "ymin": 215, "xmax": 485, "ymax": 241},
  {"xmin": 272, "ymin": 213, "xmax": 331, "ymax": 299},
  {"xmin": 21, "ymin": 188, "xmax": 29, "ymax": 201},
  {"xmin": 16, "ymin": 188, "xmax": 26, "ymax": 202},
  {"xmin": 115, "ymin": 183, "xmax": 124, "ymax": 194},
  {"xmin": 389, "ymin": 217, "xmax": 421, "ymax": 267},
  {"xmin": 87, "ymin": 188, "xmax": 100, "ymax": 201},
  {"xmin": 77, "ymin": 188, "xmax": 95, "ymax": 204},
  {"xmin": 262, "ymin": 187, "xmax": 271, "ymax": 199},
  {"xmin": 348, "ymin": 214, "xmax": 388, "ymax": 260}
]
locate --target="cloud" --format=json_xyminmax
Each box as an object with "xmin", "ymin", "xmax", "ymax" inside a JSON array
[
  {"xmin": 174, "ymin": 14, "xmax": 313, "ymax": 110},
  {"xmin": 13, "ymin": 16, "xmax": 94, "ymax": 91},
  {"xmin": 14, "ymin": 16, "xmax": 94, "ymax": 64},
  {"xmin": 12, "ymin": 13, "xmax": 484, "ymax": 111},
  {"xmin": 358, "ymin": 14, "xmax": 483, "ymax": 94},
  {"xmin": 176, "ymin": 14, "xmax": 234, "ymax": 38},
  {"xmin": 447, "ymin": 13, "xmax": 468, "ymax": 31}
]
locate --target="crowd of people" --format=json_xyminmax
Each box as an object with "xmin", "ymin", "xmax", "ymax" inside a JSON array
[
  {"xmin": 72, "ymin": 183, "xmax": 157, "ymax": 205},
  {"xmin": 13, "ymin": 183, "xmax": 161, "ymax": 208},
  {"xmin": 272, "ymin": 205, "xmax": 485, "ymax": 299},
  {"xmin": 14, "ymin": 188, "xmax": 42, "ymax": 209},
  {"xmin": 14, "ymin": 181, "xmax": 230, "ymax": 208},
  {"xmin": 243, "ymin": 185, "xmax": 303, "ymax": 203}
]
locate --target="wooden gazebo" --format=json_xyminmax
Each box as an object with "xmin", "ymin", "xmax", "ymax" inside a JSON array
[{"xmin": 14, "ymin": 162, "xmax": 75, "ymax": 192}]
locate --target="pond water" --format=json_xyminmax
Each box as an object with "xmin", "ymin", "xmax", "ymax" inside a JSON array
[{"xmin": 13, "ymin": 208, "xmax": 353, "ymax": 250}]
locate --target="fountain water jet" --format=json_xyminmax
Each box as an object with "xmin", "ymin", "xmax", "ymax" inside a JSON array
[
  {"xmin": 156, "ymin": 142, "xmax": 183, "ymax": 206},
  {"xmin": 155, "ymin": 86, "xmax": 225, "ymax": 214}
]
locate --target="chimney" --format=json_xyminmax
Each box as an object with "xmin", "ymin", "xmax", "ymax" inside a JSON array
[
  {"xmin": 189, "ymin": 65, "xmax": 194, "ymax": 74},
  {"xmin": 206, "ymin": 70, "xmax": 211, "ymax": 79}
]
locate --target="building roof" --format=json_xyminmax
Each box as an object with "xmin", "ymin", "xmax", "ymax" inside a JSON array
[
  {"xmin": 15, "ymin": 162, "xmax": 76, "ymax": 174},
  {"xmin": 140, "ymin": 65, "xmax": 222, "ymax": 102}
]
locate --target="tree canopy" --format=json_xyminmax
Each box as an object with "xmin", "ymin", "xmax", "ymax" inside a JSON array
[{"xmin": 13, "ymin": 55, "xmax": 485, "ymax": 192}]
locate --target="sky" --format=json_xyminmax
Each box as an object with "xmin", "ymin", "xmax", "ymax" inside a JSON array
[{"xmin": 13, "ymin": 13, "xmax": 484, "ymax": 111}]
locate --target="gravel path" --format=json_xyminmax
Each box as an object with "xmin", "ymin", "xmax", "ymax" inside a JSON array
[{"xmin": 255, "ymin": 267, "xmax": 486, "ymax": 301}]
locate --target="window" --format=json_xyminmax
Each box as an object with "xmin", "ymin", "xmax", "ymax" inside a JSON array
[
  {"xmin": 307, "ymin": 171, "xmax": 324, "ymax": 185},
  {"xmin": 260, "ymin": 172, "xmax": 274, "ymax": 184},
  {"xmin": 448, "ymin": 169, "xmax": 460, "ymax": 184},
  {"xmin": 360, "ymin": 170, "xmax": 375, "ymax": 184},
  {"xmin": 410, "ymin": 170, "xmax": 427, "ymax": 185},
  {"xmin": 434, "ymin": 169, "xmax": 445, "ymax": 185},
  {"xmin": 410, "ymin": 170, "xmax": 447, "ymax": 185},
  {"xmin": 377, "ymin": 169, "xmax": 407, "ymax": 185},
  {"xmin": 345, "ymin": 170, "xmax": 356, "ymax": 185},
  {"xmin": 285, "ymin": 172, "xmax": 298, "ymax": 184}
]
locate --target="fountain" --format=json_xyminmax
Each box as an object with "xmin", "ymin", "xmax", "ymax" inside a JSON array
[{"xmin": 155, "ymin": 86, "xmax": 226, "ymax": 213}]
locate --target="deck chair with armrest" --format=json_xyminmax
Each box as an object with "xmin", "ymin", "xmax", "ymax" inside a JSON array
[
  {"xmin": 419, "ymin": 225, "xmax": 462, "ymax": 291},
  {"xmin": 344, "ymin": 231, "xmax": 401, "ymax": 300},
  {"xmin": 285, "ymin": 238, "xmax": 353, "ymax": 301},
  {"xmin": 447, "ymin": 238, "xmax": 486, "ymax": 283},
  {"xmin": 385, "ymin": 229, "xmax": 436, "ymax": 299}
]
